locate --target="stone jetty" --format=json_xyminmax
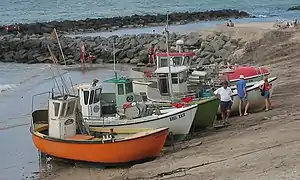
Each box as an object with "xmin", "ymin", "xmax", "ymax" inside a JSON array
[
  {"xmin": 0, "ymin": 29, "xmax": 247, "ymax": 65},
  {"xmin": 0, "ymin": 9, "xmax": 252, "ymax": 35},
  {"xmin": 287, "ymin": 5, "xmax": 300, "ymax": 11}
]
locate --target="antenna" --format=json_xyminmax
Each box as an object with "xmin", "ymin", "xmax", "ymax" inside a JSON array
[
  {"xmin": 112, "ymin": 37, "xmax": 117, "ymax": 78},
  {"xmin": 48, "ymin": 28, "xmax": 69, "ymax": 93},
  {"xmin": 165, "ymin": 11, "xmax": 174, "ymax": 98},
  {"xmin": 47, "ymin": 45, "xmax": 70, "ymax": 94}
]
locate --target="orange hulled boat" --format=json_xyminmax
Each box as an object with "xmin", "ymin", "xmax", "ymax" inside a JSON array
[{"xmin": 30, "ymin": 93, "xmax": 168, "ymax": 165}]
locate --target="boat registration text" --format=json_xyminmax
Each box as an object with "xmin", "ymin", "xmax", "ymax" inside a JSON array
[{"xmin": 170, "ymin": 113, "xmax": 186, "ymax": 121}]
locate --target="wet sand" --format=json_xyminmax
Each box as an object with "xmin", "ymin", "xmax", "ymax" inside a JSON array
[{"xmin": 39, "ymin": 23, "xmax": 300, "ymax": 180}]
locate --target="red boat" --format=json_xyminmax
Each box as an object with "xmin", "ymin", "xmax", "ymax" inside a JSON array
[{"xmin": 219, "ymin": 65, "xmax": 270, "ymax": 84}]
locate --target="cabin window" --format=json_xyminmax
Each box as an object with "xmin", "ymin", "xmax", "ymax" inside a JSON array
[
  {"xmin": 179, "ymin": 71, "xmax": 188, "ymax": 83},
  {"xmin": 60, "ymin": 102, "xmax": 66, "ymax": 117},
  {"xmin": 179, "ymin": 72, "xmax": 184, "ymax": 83},
  {"xmin": 53, "ymin": 102, "xmax": 60, "ymax": 117},
  {"xmin": 83, "ymin": 91, "xmax": 89, "ymax": 105},
  {"xmin": 160, "ymin": 58, "xmax": 168, "ymax": 67},
  {"xmin": 172, "ymin": 57, "xmax": 182, "ymax": 66},
  {"xmin": 117, "ymin": 84, "xmax": 124, "ymax": 95},
  {"xmin": 66, "ymin": 100, "xmax": 76, "ymax": 116},
  {"xmin": 89, "ymin": 90, "xmax": 95, "ymax": 105},
  {"xmin": 93, "ymin": 88, "xmax": 101, "ymax": 103},
  {"xmin": 171, "ymin": 74, "xmax": 178, "ymax": 84},
  {"xmin": 183, "ymin": 57, "xmax": 190, "ymax": 66},
  {"xmin": 183, "ymin": 71, "xmax": 188, "ymax": 82},
  {"xmin": 125, "ymin": 83, "xmax": 133, "ymax": 94}
]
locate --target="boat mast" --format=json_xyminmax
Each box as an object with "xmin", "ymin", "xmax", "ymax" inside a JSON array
[
  {"xmin": 112, "ymin": 37, "xmax": 117, "ymax": 78},
  {"xmin": 54, "ymin": 28, "xmax": 67, "ymax": 68},
  {"xmin": 52, "ymin": 28, "xmax": 71, "ymax": 94},
  {"xmin": 165, "ymin": 11, "xmax": 174, "ymax": 98}
]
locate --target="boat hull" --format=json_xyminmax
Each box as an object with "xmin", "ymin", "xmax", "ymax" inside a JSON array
[
  {"xmin": 87, "ymin": 104, "xmax": 198, "ymax": 141},
  {"xmin": 217, "ymin": 77, "xmax": 278, "ymax": 115},
  {"xmin": 193, "ymin": 98, "xmax": 220, "ymax": 129},
  {"xmin": 31, "ymin": 127, "xmax": 168, "ymax": 164},
  {"xmin": 132, "ymin": 81, "xmax": 220, "ymax": 129},
  {"xmin": 131, "ymin": 67, "xmax": 269, "ymax": 96}
]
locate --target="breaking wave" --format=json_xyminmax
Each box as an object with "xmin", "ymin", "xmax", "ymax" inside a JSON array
[{"xmin": 0, "ymin": 84, "xmax": 17, "ymax": 93}]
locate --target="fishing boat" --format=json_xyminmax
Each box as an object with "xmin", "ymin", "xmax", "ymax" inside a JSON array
[
  {"xmin": 31, "ymin": 93, "xmax": 169, "ymax": 165},
  {"xmin": 143, "ymin": 64, "xmax": 219, "ymax": 129},
  {"xmin": 219, "ymin": 65, "xmax": 270, "ymax": 86},
  {"xmin": 128, "ymin": 14, "xmax": 220, "ymax": 129},
  {"xmin": 74, "ymin": 76, "xmax": 198, "ymax": 140},
  {"xmin": 131, "ymin": 51, "xmax": 195, "ymax": 96},
  {"xmin": 131, "ymin": 56, "xmax": 271, "ymax": 95},
  {"xmin": 129, "ymin": 19, "xmax": 219, "ymax": 129},
  {"xmin": 217, "ymin": 76, "xmax": 278, "ymax": 115}
]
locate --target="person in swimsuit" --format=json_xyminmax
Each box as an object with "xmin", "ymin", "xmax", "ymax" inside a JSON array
[
  {"xmin": 260, "ymin": 77, "xmax": 272, "ymax": 111},
  {"xmin": 148, "ymin": 44, "xmax": 155, "ymax": 64}
]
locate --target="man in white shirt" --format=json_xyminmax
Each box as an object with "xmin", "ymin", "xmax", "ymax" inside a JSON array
[{"xmin": 213, "ymin": 81, "xmax": 233, "ymax": 124}]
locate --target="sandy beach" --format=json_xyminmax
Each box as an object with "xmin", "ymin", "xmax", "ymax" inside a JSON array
[{"xmin": 38, "ymin": 21, "xmax": 300, "ymax": 180}]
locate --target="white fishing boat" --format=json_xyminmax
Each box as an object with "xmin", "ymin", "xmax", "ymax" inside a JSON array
[
  {"xmin": 74, "ymin": 77, "xmax": 198, "ymax": 140},
  {"xmin": 217, "ymin": 76, "xmax": 278, "ymax": 114},
  {"xmin": 131, "ymin": 44, "xmax": 196, "ymax": 97}
]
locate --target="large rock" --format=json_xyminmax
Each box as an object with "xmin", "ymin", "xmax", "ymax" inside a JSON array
[
  {"xmin": 23, "ymin": 38, "xmax": 42, "ymax": 49},
  {"xmin": 201, "ymin": 41, "xmax": 215, "ymax": 52},
  {"xmin": 130, "ymin": 58, "xmax": 140, "ymax": 64},
  {"xmin": 223, "ymin": 42, "xmax": 237, "ymax": 52},
  {"xmin": 195, "ymin": 58, "xmax": 210, "ymax": 65},
  {"xmin": 216, "ymin": 49, "xmax": 231, "ymax": 59},
  {"xmin": 185, "ymin": 36, "xmax": 202, "ymax": 46},
  {"xmin": 228, "ymin": 49, "xmax": 245, "ymax": 63},
  {"xmin": 210, "ymin": 37, "xmax": 225, "ymax": 51},
  {"xmin": 126, "ymin": 49, "xmax": 135, "ymax": 59}
]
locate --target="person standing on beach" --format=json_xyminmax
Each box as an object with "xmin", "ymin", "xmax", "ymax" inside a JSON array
[
  {"xmin": 260, "ymin": 77, "xmax": 272, "ymax": 111},
  {"xmin": 79, "ymin": 42, "xmax": 86, "ymax": 63},
  {"xmin": 213, "ymin": 81, "xmax": 233, "ymax": 125},
  {"xmin": 226, "ymin": 20, "xmax": 234, "ymax": 27},
  {"xmin": 79, "ymin": 42, "xmax": 86, "ymax": 71},
  {"xmin": 148, "ymin": 44, "xmax": 155, "ymax": 64},
  {"xmin": 153, "ymin": 45, "xmax": 160, "ymax": 64},
  {"xmin": 88, "ymin": 52, "xmax": 95, "ymax": 67},
  {"xmin": 237, "ymin": 75, "xmax": 250, "ymax": 116}
]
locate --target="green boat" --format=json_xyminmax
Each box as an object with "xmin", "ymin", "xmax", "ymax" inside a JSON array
[{"xmin": 191, "ymin": 98, "xmax": 219, "ymax": 129}]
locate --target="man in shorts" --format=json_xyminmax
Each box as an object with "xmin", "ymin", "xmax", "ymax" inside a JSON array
[
  {"xmin": 237, "ymin": 75, "xmax": 250, "ymax": 116},
  {"xmin": 214, "ymin": 81, "xmax": 233, "ymax": 125}
]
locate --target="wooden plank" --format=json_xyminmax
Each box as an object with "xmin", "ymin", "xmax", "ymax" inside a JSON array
[
  {"xmin": 89, "ymin": 127, "xmax": 153, "ymax": 134},
  {"xmin": 66, "ymin": 135, "xmax": 95, "ymax": 140}
]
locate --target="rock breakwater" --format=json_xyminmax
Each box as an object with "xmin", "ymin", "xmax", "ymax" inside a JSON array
[
  {"xmin": 0, "ymin": 9, "xmax": 252, "ymax": 35},
  {"xmin": 0, "ymin": 30, "xmax": 247, "ymax": 65},
  {"xmin": 287, "ymin": 5, "xmax": 300, "ymax": 11}
]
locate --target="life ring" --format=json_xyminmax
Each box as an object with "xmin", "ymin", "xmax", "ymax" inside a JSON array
[{"xmin": 126, "ymin": 95, "xmax": 134, "ymax": 102}]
